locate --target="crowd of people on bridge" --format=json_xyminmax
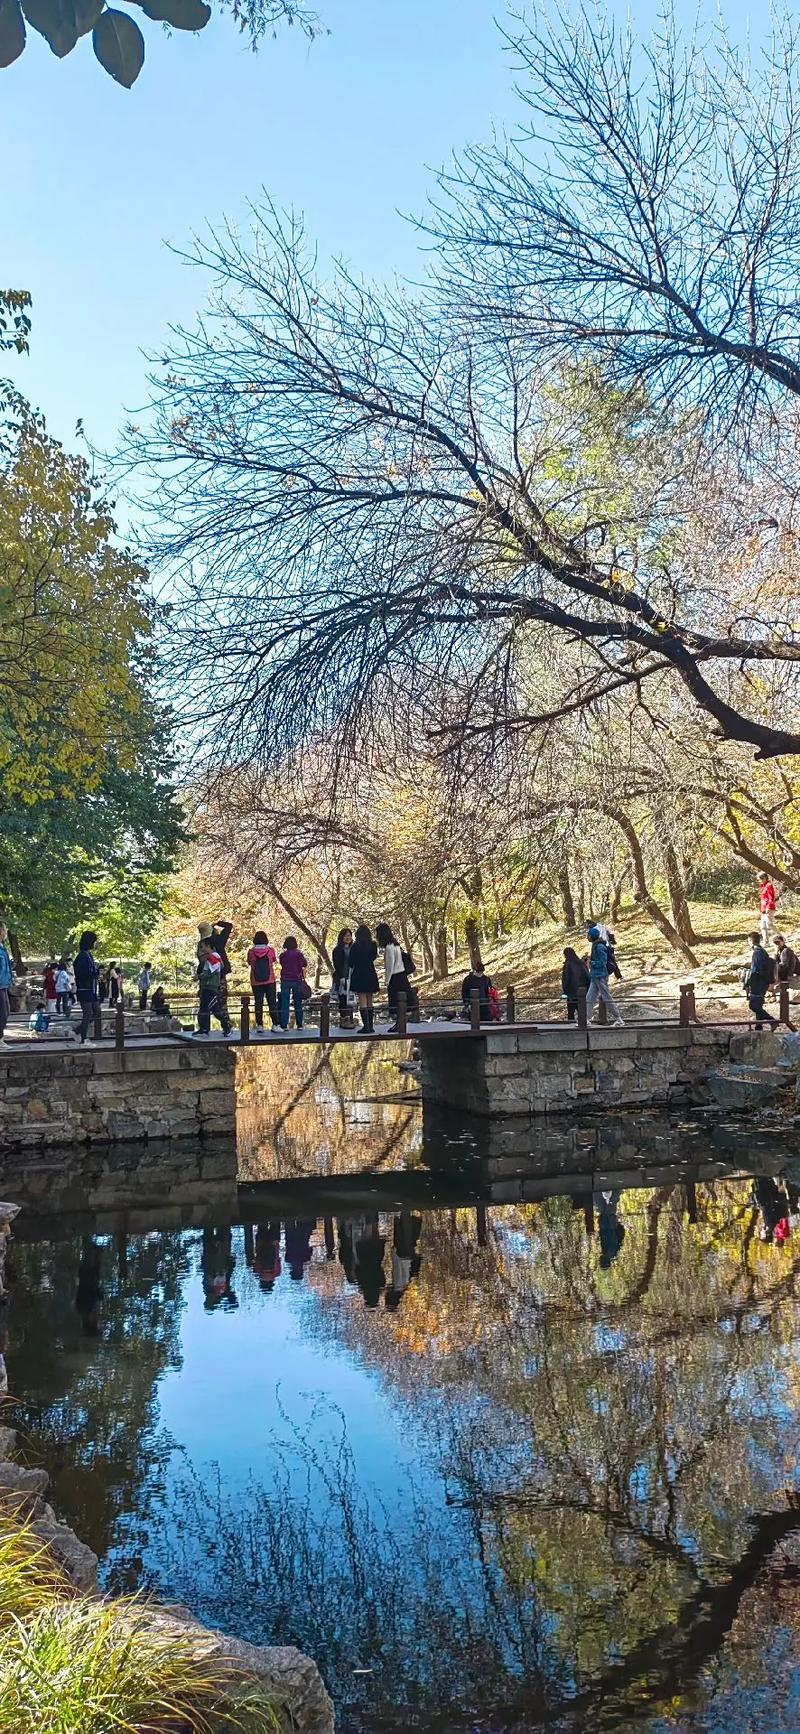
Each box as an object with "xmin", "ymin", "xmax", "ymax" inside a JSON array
[{"xmin": 1, "ymin": 866, "xmax": 798, "ymax": 1050}]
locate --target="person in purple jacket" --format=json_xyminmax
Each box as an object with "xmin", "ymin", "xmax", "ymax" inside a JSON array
[{"xmin": 278, "ymin": 936, "xmax": 308, "ymax": 1030}]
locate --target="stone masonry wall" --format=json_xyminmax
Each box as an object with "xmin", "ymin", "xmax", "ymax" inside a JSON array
[
  {"xmin": 0, "ymin": 1044, "xmax": 236, "ymax": 1151},
  {"xmin": 421, "ymin": 1024, "xmax": 748, "ymax": 1117}
]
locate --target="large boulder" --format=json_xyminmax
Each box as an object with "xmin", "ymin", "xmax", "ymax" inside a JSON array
[
  {"xmin": 707, "ymin": 1063, "xmax": 789, "ymax": 1111},
  {"xmin": 139, "ymin": 1605, "xmax": 335, "ymax": 1734}
]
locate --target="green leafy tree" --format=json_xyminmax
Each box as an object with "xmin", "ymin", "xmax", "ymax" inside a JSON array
[{"xmin": 0, "ymin": 394, "xmax": 185, "ymax": 953}]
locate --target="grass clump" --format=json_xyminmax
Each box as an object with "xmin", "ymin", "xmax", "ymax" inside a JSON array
[{"xmin": 0, "ymin": 1503, "xmax": 279, "ymax": 1734}]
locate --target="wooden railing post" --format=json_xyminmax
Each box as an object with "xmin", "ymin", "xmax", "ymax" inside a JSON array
[
  {"xmin": 240, "ymin": 993, "xmax": 251, "ymax": 1045},
  {"xmin": 114, "ymin": 1002, "xmax": 125, "ymax": 1050},
  {"xmin": 779, "ymin": 983, "xmax": 790, "ymax": 1025},
  {"xmin": 93, "ymin": 1001, "xmax": 103, "ymax": 1040},
  {"xmin": 597, "ymin": 996, "xmax": 608, "ymax": 1026},
  {"xmin": 505, "ymin": 985, "xmax": 515, "ymax": 1025},
  {"xmin": 396, "ymin": 993, "xmax": 407, "ymax": 1037},
  {"xmin": 470, "ymin": 989, "xmax": 481, "ymax": 1032},
  {"xmin": 319, "ymin": 995, "xmax": 330, "ymax": 1041},
  {"xmin": 577, "ymin": 991, "xmax": 587, "ymax": 1031},
  {"xmin": 679, "ymin": 984, "xmax": 690, "ymax": 1027}
]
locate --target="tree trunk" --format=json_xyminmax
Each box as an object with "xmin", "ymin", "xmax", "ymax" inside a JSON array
[
  {"xmin": 553, "ymin": 804, "xmax": 699, "ymax": 967},
  {"xmin": 418, "ymin": 928, "xmax": 434, "ymax": 974},
  {"xmin": 610, "ymin": 875, "xmax": 623, "ymax": 922},
  {"xmin": 451, "ymin": 923, "xmax": 459, "ymax": 961},
  {"xmin": 558, "ymin": 866, "xmax": 576, "ymax": 929},
  {"xmin": 264, "ymin": 877, "xmax": 333, "ymax": 974},
  {"xmin": 7, "ymin": 930, "xmax": 25, "ymax": 974},
  {"xmin": 433, "ymin": 925, "xmax": 449, "ymax": 980},
  {"xmin": 608, "ymin": 811, "xmax": 698, "ymax": 967},
  {"xmin": 664, "ymin": 843, "xmax": 696, "ymax": 944},
  {"xmin": 464, "ymin": 915, "xmax": 482, "ymax": 969}
]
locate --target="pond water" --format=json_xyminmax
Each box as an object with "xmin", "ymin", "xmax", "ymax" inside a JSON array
[{"xmin": 3, "ymin": 1046, "xmax": 800, "ymax": 1733}]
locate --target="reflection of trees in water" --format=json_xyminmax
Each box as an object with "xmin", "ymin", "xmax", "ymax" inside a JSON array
[
  {"xmin": 268, "ymin": 1183, "xmax": 800, "ymax": 1728},
  {"xmin": 155, "ymin": 1402, "xmax": 565, "ymax": 1734},
  {"xmin": 7, "ymin": 1232, "xmax": 190, "ymax": 1579},
  {"xmin": 236, "ymin": 1044, "xmax": 421, "ymax": 1183}
]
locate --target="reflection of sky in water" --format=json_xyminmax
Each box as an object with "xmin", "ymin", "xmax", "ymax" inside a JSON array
[{"xmin": 153, "ymin": 1229, "xmax": 430, "ymax": 1506}]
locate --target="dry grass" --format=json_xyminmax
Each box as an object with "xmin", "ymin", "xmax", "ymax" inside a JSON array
[
  {"xmin": 418, "ymin": 899, "xmax": 798, "ymax": 1018},
  {"xmin": 0, "ymin": 1504, "xmax": 279, "ymax": 1734}
]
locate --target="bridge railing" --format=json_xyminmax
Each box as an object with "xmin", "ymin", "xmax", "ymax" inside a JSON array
[{"xmin": 75, "ymin": 977, "xmax": 796, "ymax": 1047}]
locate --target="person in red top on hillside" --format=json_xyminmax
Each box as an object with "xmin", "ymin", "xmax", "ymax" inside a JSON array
[
  {"xmin": 247, "ymin": 930, "xmax": 278, "ymax": 1031},
  {"xmin": 758, "ymin": 871, "xmax": 777, "ymax": 943}
]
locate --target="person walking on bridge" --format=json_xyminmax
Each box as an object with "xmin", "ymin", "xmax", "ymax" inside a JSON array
[
  {"xmin": 561, "ymin": 947, "xmax": 590, "ymax": 1020},
  {"xmin": 745, "ymin": 932, "xmax": 778, "ymax": 1030},
  {"xmin": 585, "ymin": 927, "xmax": 624, "ymax": 1026}
]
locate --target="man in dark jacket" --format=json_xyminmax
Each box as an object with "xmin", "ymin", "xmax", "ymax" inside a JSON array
[
  {"xmin": 561, "ymin": 947, "xmax": 590, "ymax": 1020},
  {"xmin": 461, "ymin": 963, "xmax": 493, "ymax": 1021},
  {"xmin": 73, "ymin": 930, "xmax": 99, "ymax": 1045},
  {"xmin": 746, "ymin": 932, "xmax": 778, "ymax": 1030}
]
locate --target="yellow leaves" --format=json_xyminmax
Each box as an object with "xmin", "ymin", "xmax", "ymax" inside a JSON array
[{"xmin": 0, "ymin": 399, "xmax": 154, "ymax": 808}]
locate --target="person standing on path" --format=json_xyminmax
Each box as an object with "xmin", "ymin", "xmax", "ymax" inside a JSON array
[
  {"xmin": 247, "ymin": 931, "xmax": 279, "ymax": 1029},
  {"xmin": 55, "ymin": 959, "xmax": 73, "ymax": 1018},
  {"xmin": 43, "ymin": 961, "xmax": 58, "ymax": 1020},
  {"xmin": 278, "ymin": 936, "xmax": 308, "ymax": 1030},
  {"xmin": 376, "ymin": 922, "xmax": 413, "ymax": 1032},
  {"xmin": 561, "ymin": 947, "xmax": 590, "ymax": 1021},
  {"xmin": 745, "ymin": 932, "xmax": 778, "ymax": 1030},
  {"xmin": 758, "ymin": 871, "xmax": 777, "ymax": 943},
  {"xmin": 137, "ymin": 963, "xmax": 152, "ymax": 1011},
  {"xmin": 585, "ymin": 926, "xmax": 624, "ymax": 1025},
  {"xmin": 347, "ymin": 924, "xmax": 380, "ymax": 1033},
  {"xmin": 331, "ymin": 928, "xmax": 355, "ymax": 1029},
  {"xmin": 73, "ymin": 931, "xmax": 99, "ymax": 1045},
  {"xmin": 197, "ymin": 920, "xmax": 233, "ymax": 1011},
  {"xmin": 0, "ymin": 923, "xmax": 13, "ymax": 1046}
]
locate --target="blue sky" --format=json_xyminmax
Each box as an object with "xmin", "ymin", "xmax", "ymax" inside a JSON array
[{"xmin": 1, "ymin": 0, "xmax": 754, "ymax": 457}]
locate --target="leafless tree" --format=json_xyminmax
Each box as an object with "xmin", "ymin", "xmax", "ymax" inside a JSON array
[
  {"xmin": 123, "ymin": 12, "xmax": 800, "ymax": 779},
  {"xmin": 432, "ymin": 6, "xmax": 800, "ymax": 443}
]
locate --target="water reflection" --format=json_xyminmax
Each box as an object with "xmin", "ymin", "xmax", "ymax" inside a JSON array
[{"xmin": 1, "ymin": 1064, "xmax": 799, "ymax": 1732}]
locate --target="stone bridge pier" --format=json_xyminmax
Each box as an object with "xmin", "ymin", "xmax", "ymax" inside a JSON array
[{"xmin": 420, "ymin": 1024, "xmax": 747, "ymax": 1116}]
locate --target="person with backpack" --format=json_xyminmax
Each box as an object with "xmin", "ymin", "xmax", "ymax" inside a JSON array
[
  {"xmin": 247, "ymin": 930, "xmax": 279, "ymax": 1029},
  {"xmin": 376, "ymin": 922, "xmax": 415, "ymax": 1032},
  {"xmin": 586, "ymin": 926, "xmax": 624, "ymax": 1025},
  {"xmin": 745, "ymin": 932, "xmax": 778, "ymax": 1029},
  {"xmin": 561, "ymin": 947, "xmax": 590, "ymax": 1020},
  {"xmin": 775, "ymin": 935, "xmax": 800, "ymax": 983}
]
